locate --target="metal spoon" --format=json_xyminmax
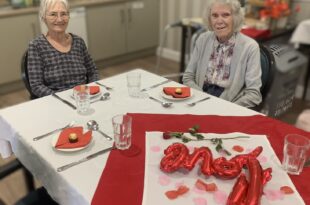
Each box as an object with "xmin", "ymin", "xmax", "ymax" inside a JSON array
[
  {"xmin": 91, "ymin": 92, "xmax": 110, "ymax": 103},
  {"xmin": 149, "ymin": 96, "xmax": 173, "ymax": 108},
  {"xmin": 87, "ymin": 120, "xmax": 113, "ymax": 141}
]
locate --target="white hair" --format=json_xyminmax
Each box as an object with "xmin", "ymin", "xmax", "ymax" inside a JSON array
[
  {"xmin": 203, "ymin": 0, "xmax": 244, "ymax": 32},
  {"xmin": 39, "ymin": 0, "xmax": 69, "ymax": 22}
]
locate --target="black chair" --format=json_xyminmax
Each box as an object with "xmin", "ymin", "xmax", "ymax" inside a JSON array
[
  {"xmin": 252, "ymin": 44, "xmax": 276, "ymax": 112},
  {"xmin": 0, "ymin": 159, "xmax": 58, "ymax": 205},
  {"xmin": 21, "ymin": 51, "xmax": 38, "ymax": 99},
  {"xmin": 0, "ymin": 159, "xmax": 35, "ymax": 205},
  {"xmin": 259, "ymin": 44, "xmax": 275, "ymax": 101},
  {"xmin": 15, "ymin": 187, "xmax": 58, "ymax": 205},
  {"xmin": 0, "ymin": 159, "xmax": 35, "ymax": 191}
]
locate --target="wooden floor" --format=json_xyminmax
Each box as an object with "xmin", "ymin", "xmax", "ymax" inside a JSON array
[{"xmin": 0, "ymin": 55, "xmax": 309, "ymax": 205}]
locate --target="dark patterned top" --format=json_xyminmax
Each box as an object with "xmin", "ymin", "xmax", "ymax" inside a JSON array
[{"xmin": 27, "ymin": 33, "xmax": 99, "ymax": 97}]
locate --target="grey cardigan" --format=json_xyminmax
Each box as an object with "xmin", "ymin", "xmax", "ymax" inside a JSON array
[{"xmin": 182, "ymin": 31, "xmax": 262, "ymax": 108}]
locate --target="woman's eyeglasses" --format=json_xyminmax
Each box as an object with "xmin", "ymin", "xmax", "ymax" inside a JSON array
[{"xmin": 46, "ymin": 12, "xmax": 70, "ymax": 21}]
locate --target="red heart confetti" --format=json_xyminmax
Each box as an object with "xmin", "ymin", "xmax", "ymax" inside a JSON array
[
  {"xmin": 280, "ymin": 186, "xmax": 294, "ymax": 194},
  {"xmin": 232, "ymin": 145, "xmax": 244, "ymax": 153}
]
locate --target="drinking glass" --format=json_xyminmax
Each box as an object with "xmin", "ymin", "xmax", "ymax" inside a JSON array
[
  {"xmin": 282, "ymin": 134, "xmax": 309, "ymax": 175},
  {"xmin": 74, "ymin": 85, "xmax": 90, "ymax": 115},
  {"xmin": 112, "ymin": 114, "xmax": 132, "ymax": 150},
  {"xmin": 127, "ymin": 73, "xmax": 141, "ymax": 97}
]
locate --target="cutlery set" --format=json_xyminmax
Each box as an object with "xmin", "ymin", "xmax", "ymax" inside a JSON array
[
  {"xmin": 41, "ymin": 79, "xmax": 210, "ymax": 171},
  {"xmin": 34, "ymin": 120, "xmax": 114, "ymax": 171}
]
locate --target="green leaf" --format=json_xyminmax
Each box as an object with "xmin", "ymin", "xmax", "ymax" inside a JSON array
[
  {"xmin": 182, "ymin": 138, "xmax": 190, "ymax": 143},
  {"xmin": 215, "ymin": 144, "xmax": 223, "ymax": 152},
  {"xmin": 211, "ymin": 138, "xmax": 218, "ymax": 144},
  {"xmin": 193, "ymin": 125, "xmax": 200, "ymax": 131},
  {"xmin": 223, "ymin": 149, "xmax": 231, "ymax": 156},
  {"xmin": 171, "ymin": 132, "xmax": 183, "ymax": 138},
  {"xmin": 188, "ymin": 128, "xmax": 196, "ymax": 134},
  {"xmin": 194, "ymin": 133, "xmax": 204, "ymax": 140}
]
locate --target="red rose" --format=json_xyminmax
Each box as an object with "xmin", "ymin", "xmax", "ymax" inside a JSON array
[{"xmin": 163, "ymin": 132, "xmax": 172, "ymax": 139}]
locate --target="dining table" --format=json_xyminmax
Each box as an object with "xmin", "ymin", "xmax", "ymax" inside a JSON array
[{"xmin": 0, "ymin": 69, "xmax": 309, "ymax": 205}]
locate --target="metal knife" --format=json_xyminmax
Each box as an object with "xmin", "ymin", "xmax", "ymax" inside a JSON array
[
  {"xmin": 95, "ymin": 81, "xmax": 113, "ymax": 90},
  {"xmin": 52, "ymin": 93, "xmax": 76, "ymax": 110},
  {"xmin": 140, "ymin": 79, "xmax": 171, "ymax": 92},
  {"xmin": 57, "ymin": 146, "xmax": 115, "ymax": 172}
]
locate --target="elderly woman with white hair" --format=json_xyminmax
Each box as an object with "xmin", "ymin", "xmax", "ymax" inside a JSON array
[
  {"xmin": 182, "ymin": 0, "xmax": 262, "ymax": 108},
  {"xmin": 27, "ymin": 0, "xmax": 99, "ymax": 97}
]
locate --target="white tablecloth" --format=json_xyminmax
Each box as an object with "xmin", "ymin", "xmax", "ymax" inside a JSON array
[
  {"xmin": 0, "ymin": 69, "xmax": 258, "ymax": 205},
  {"xmin": 143, "ymin": 132, "xmax": 304, "ymax": 205}
]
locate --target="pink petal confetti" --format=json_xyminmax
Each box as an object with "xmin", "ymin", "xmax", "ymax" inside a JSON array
[
  {"xmin": 264, "ymin": 189, "xmax": 284, "ymax": 201},
  {"xmin": 258, "ymin": 155, "xmax": 268, "ymax": 163},
  {"xmin": 158, "ymin": 175, "xmax": 171, "ymax": 186},
  {"xmin": 175, "ymin": 181, "xmax": 185, "ymax": 188},
  {"xmin": 213, "ymin": 190, "xmax": 228, "ymax": 205},
  {"xmin": 150, "ymin": 145, "xmax": 161, "ymax": 152},
  {"xmin": 219, "ymin": 150, "xmax": 228, "ymax": 157},
  {"xmin": 193, "ymin": 197, "xmax": 208, "ymax": 205},
  {"xmin": 246, "ymin": 148, "xmax": 254, "ymax": 153},
  {"xmin": 188, "ymin": 146, "xmax": 195, "ymax": 153},
  {"xmin": 193, "ymin": 186, "xmax": 205, "ymax": 194}
]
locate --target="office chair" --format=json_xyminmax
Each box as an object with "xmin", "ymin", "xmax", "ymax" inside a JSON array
[{"xmin": 21, "ymin": 51, "xmax": 38, "ymax": 100}]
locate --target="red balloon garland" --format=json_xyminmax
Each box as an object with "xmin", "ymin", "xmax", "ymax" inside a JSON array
[{"xmin": 160, "ymin": 143, "xmax": 272, "ymax": 205}]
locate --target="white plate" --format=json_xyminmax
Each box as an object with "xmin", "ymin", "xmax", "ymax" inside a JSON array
[
  {"xmin": 51, "ymin": 134, "xmax": 93, "ymax": 152},
  {"xmin": 160, "ymin": 88, "xmax": 194, "ymax": 101}
]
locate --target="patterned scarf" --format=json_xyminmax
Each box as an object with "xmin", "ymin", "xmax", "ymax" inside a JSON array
[{"xmin": 204, "ymin": 33, "xmax": 236, "ymax": 88}]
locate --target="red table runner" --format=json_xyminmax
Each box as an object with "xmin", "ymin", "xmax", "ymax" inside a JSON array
[{"xmin": 91, "ymin": 114, "xmax": 310, "ymax": 205}]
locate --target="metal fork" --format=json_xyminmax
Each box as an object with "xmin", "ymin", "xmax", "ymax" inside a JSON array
[
  {"xmin": 33, "ymin": 121, "xmax": 75, "ymax": 141},
  {"xmin": 95, "ymin": 82, "xmax": 113, "ymax": 90},
  {"xmin": 187, "ymin": 97, "xmax": 210, "ymax": 106}
]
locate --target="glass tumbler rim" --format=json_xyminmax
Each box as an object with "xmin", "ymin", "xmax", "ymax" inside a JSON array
[{"xmin": 285, "ymin": 134, "xmax": 310, "ymax": 147}]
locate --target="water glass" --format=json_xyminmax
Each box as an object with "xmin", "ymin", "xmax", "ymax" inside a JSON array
[
  {"xmin": 127, "ymin": 73, "xmax": 141, "ymax": 97},
  {"xmin": 74, "ymin": 85, "xmax": 90, "ymax": 115},
  {"xmin": 282, "ymin": 134, "xmax": 309, "ymax": 175},
  {"xmin": 112, "ymin": 114, "xmax": 132, "ymax": 150}
]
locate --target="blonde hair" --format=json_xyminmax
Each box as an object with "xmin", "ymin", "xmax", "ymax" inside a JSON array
[
  {"xmin": 203, "ymin": 0, "xmax": 244, "ymax": 32},
  {"xmin": 39, "ymin": 0, "xmax": 69, "ymax": 22}
]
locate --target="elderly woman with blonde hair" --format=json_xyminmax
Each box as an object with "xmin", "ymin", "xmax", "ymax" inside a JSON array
[
  {"xmin": 182, "ymin": 0, "xmax": 262, "ymax": 108},
  {"xmin": 27, "ymin": 0, "xmax": 99, "ymax": 98}
]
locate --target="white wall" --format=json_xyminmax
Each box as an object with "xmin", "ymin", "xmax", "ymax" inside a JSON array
[{"xmin": 159, "ymin": 0, "xmax": 206, "ymax": 61}]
